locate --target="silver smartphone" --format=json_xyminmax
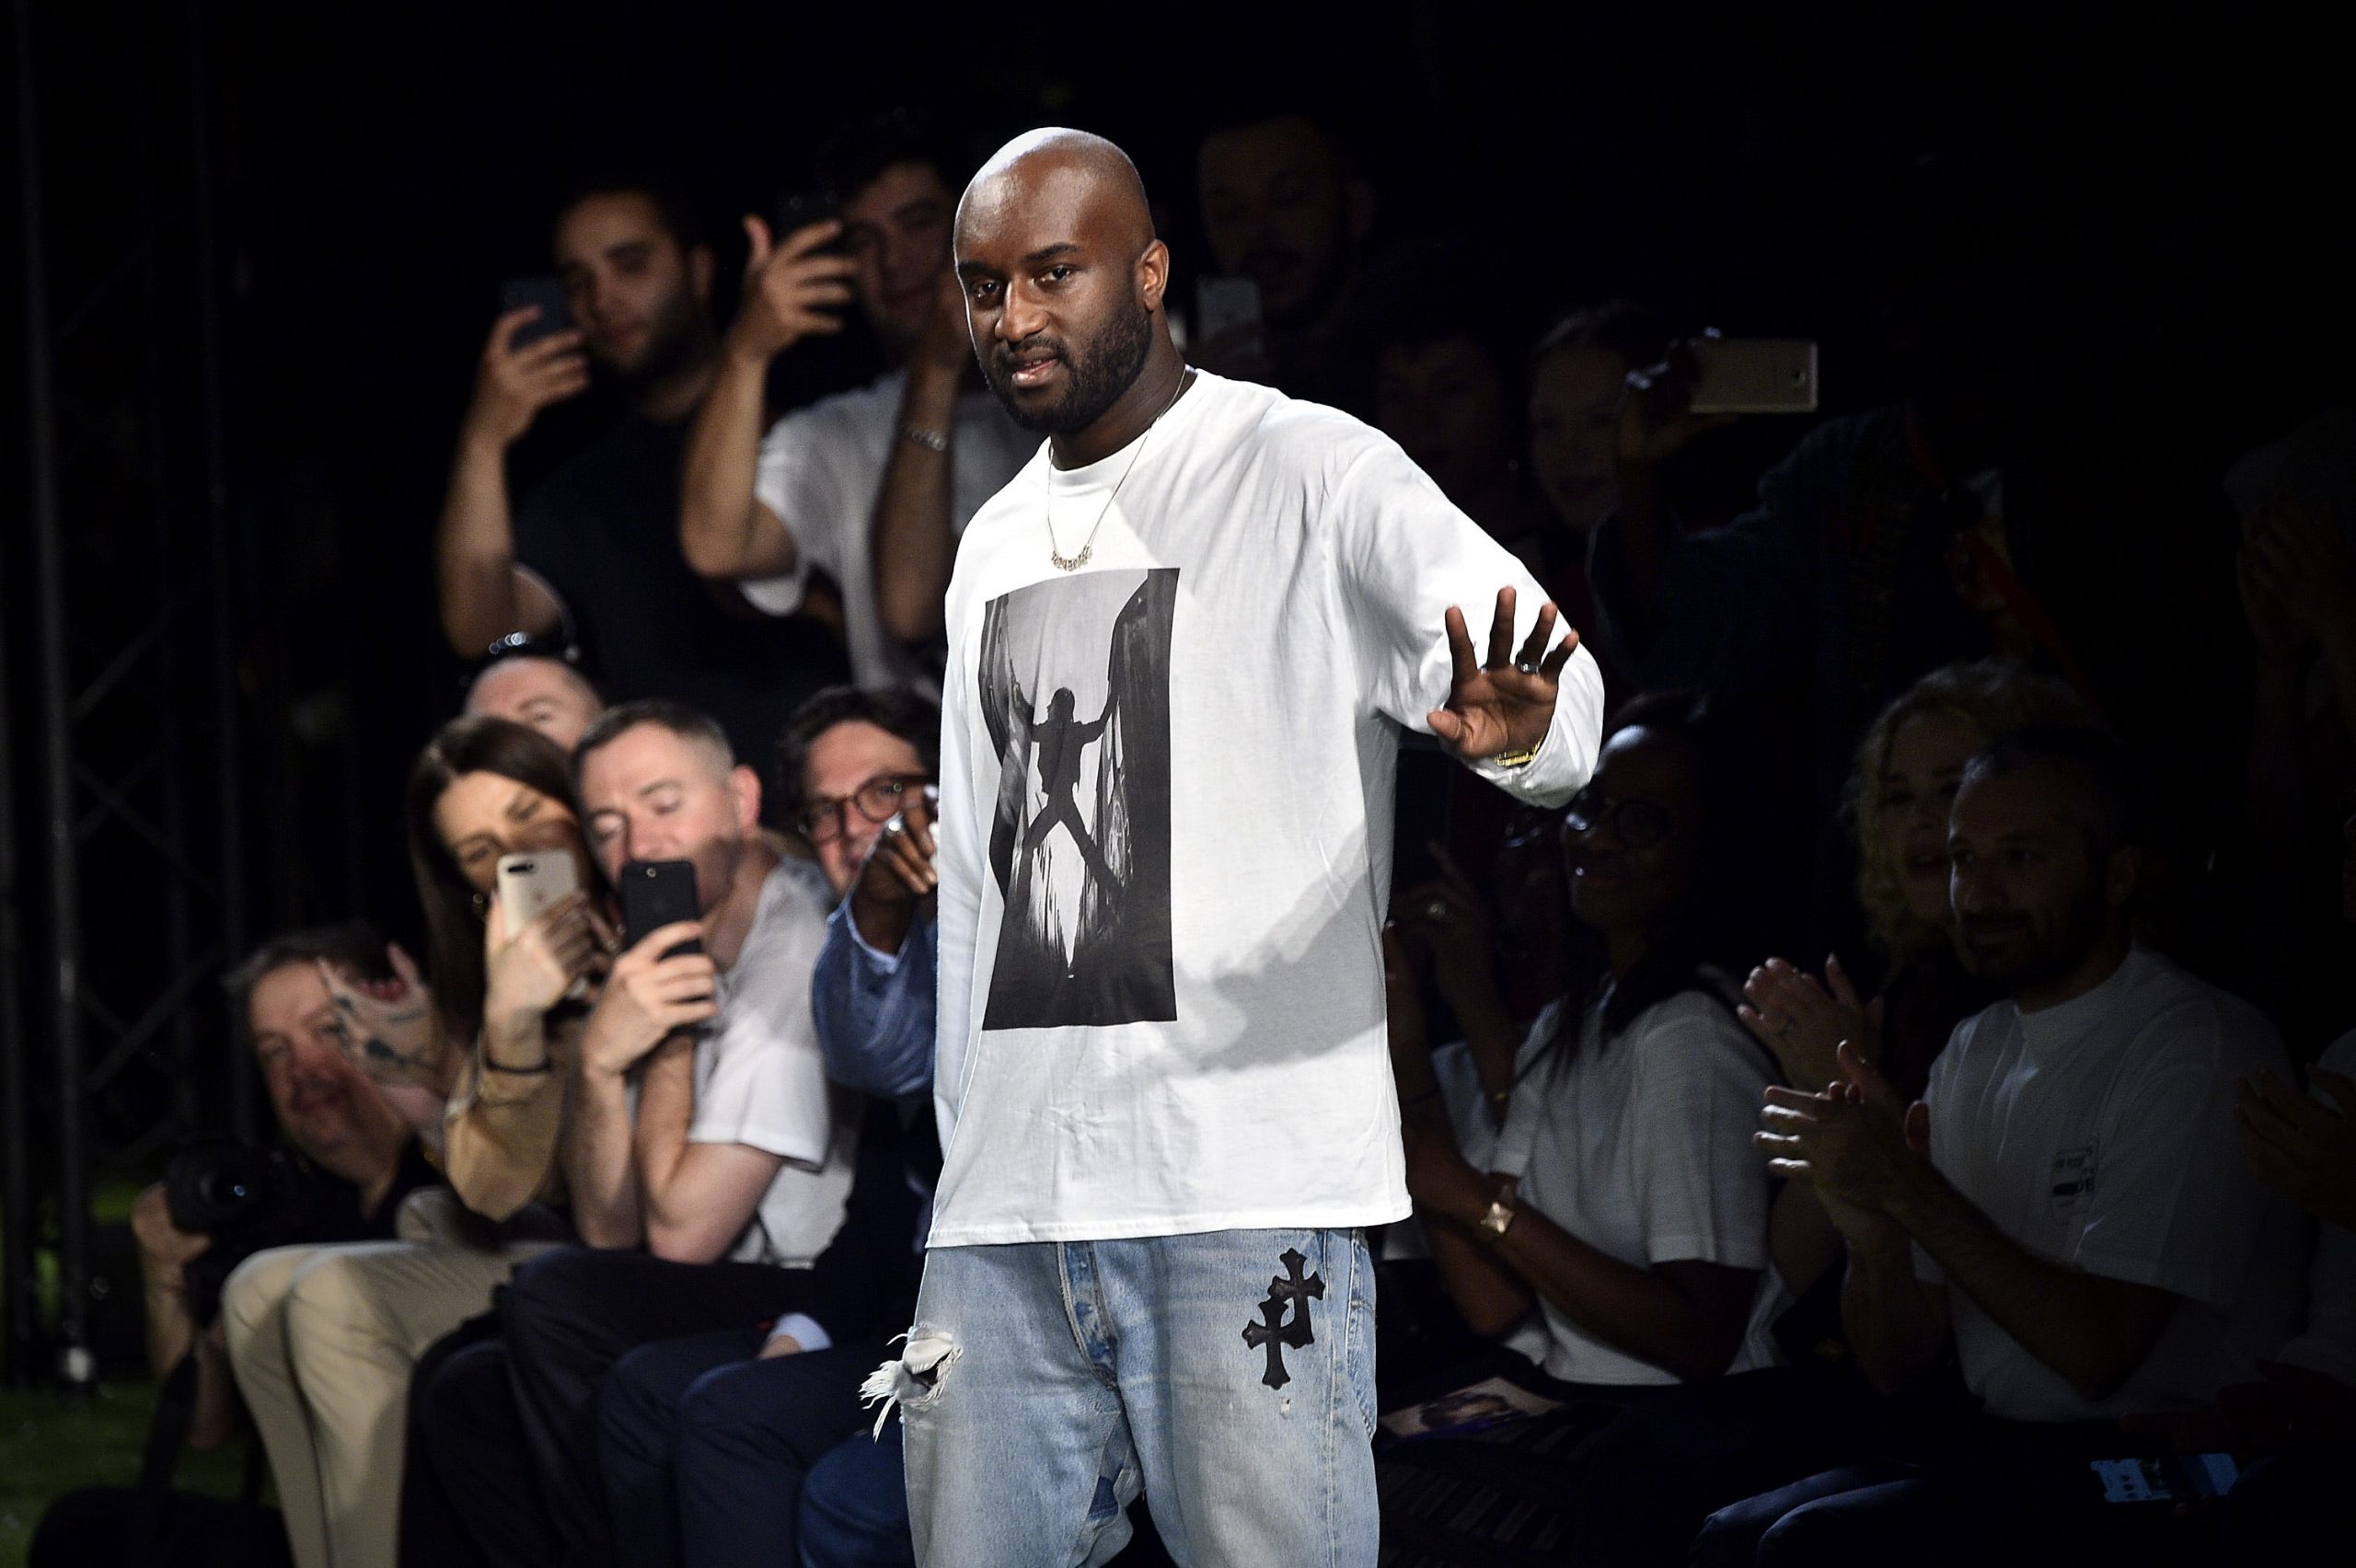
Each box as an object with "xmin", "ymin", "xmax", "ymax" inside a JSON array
[
  {"xmin": 1686, "ymin": 338, "xmax": 1819, "ymax": 414},
  {"xmin": 497, "ymin": 851, "xmax": 588, "ymax": 999}
]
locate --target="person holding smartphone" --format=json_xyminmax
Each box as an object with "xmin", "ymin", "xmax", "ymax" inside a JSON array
[
  {"xmin": 678, "ymin": 110, "xmax": 1035, "ymax": 692},
  {"xmin": 433, "ymin": 178, "xmax": 845, "ymax": 769}
]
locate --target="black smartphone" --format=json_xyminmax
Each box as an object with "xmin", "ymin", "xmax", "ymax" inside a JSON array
[
  {"xmin": 618, "ymin": 859, "xmax": 704, "ymax": 959},
  {"xmin": 499, "ymin": 275, "xmax": 573, "ymax": 352},
  {"xmin": 773, "ymin": 190, "xmax": 841, "ymax": 251}
]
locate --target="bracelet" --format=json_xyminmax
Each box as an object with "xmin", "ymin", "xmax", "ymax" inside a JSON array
[
  {"xmin": 900, "ymin": 423, "xmax": 950, "ymax": 453},
  {"xmin": 1490, "ymin": 744, "xmax": 1541, "ymax": 770}
]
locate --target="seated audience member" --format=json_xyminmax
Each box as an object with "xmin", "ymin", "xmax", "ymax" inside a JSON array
[
  {"xmin": 127, "ymin": 928, "xmax": 440, "ymax": 1568},
  {"xmin": 462, "ymin": 641, "xmax": 607, "ymax": 752},
  {"xmin": 596, "ymin": 686, "xmax": 940, "ymax": 1568},
  {"xmin": 1740, "ymin": 658, "xmax": 2088, "ymax": 1304},
  {"xmin": 1710, "ymin": 727, "xmax": 2308, "ymax": 1565},
  {"xmin": 679, "ymin": 111, "xmax": 1034, "ymax": 688},
  {"xmin": 1377, "ymin": 694, "xmax": 1785, "ymax": 1562},
  {"xmin": 409, "ymin": 700, "xmax": 858, "ymax": 1568},
  {"xmin": 1191, "ymin": 105, "xmax": 1377, "ymax": 409},
  {"xmin": 408, "ymin": 715, "xmax": 612, "ymax": 1226},
  {"xmin": 433, "ymin": 176, "xmax": 845, "ymax": 764}
]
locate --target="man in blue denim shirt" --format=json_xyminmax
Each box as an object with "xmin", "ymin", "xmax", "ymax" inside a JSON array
[{"xmin": 796, "ymin": 686, "xmax": 946, "ymax": 1568}]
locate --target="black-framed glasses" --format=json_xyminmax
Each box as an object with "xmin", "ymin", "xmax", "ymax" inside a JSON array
[
  {"xmin": 1562, "ymin": 784, "xmax": 1674, "ymax": 849},
  {"xmin": 794, "ymin": 774, "xmax": 930, "ymax": 844}
]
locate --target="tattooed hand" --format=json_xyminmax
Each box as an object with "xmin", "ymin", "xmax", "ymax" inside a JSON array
[{"xmin": 318, "ymin": 944, "xmax": 448, "ymax": 1091}]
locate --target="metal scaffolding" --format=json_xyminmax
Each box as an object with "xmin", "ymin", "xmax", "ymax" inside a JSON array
[{"xmin": 6, "ymin": 0, "xmax": 250, "ymax": 1387}]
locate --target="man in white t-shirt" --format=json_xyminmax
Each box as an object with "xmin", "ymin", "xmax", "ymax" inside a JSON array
[
  {"xmin": 435, "ymin": 701, "xmax": 860, "ymax": 1567},
  {"xmin": 873, "ymin": 129, "xmax": 1604, "ymax": 1568},
  {"xmin": 679, "ymin": 111, "xmax": 1035, "ymax": 691},
  {"xmin": 1737, "ymin": 726, "xmax": 2307, "ymax": 1558}
]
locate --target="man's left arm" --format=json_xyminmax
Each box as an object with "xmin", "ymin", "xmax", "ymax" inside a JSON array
[
  {"xmin": 1889, "ymin": 1162, "xmax": 2181, "ymax": 1402},
  {"xmin": 1329, "ymin": 436, "xmax": 1604, "ymax": 805}
]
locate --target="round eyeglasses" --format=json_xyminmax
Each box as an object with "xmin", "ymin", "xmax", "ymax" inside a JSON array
[{"xmin": 794, "ymin": 774, "xmax": 930, "ymax": 845}]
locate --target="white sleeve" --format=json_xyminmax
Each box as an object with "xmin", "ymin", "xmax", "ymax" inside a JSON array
[
  {"xmin": 687, "ymin": 914, "xmax": 832, "ymax": 1167},
  {"xmin": 1914, "ymin": 1016, "xmax": 1977, "ymax": 1286},
  {"xmin": 742, "ymin": 410, "xmax": 842, "ymax": 617},
  {"xmin": 930, "ymin": 608, "xmax": 985, "ymax": 1159},
  {"xmin": 1328, "ymin": 434, "xmax": 1603, "ymax": 807},
  {"xmin": 2278, "ymin": 1032, "xmax": 2356, "ymax": 1387},
  {"xmin": 2071, "ymin": 1005, "xmax": 2288, "ymax": 1309},
  {"xmin": 1629, "ymin": 1002, "xmax": 1775, "ymax": 1269}
]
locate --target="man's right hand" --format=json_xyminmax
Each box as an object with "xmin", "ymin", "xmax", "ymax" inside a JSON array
[
  {"xmin": 727, "ymin": 216, "xmax": 859, "ymax": 364},
  {"xmin": 579, "ymin": 922, "xmax": 716, "ymax": 1079},
  {"xmin": 132, "ymin": 1182, "xmax": 210, "ymax": 1274},
  {"xmin": 464, "ymin": 307, "xmax": 589, "ymax": 450},
  {"xmin": 849, "ymin": 792, "xmax": 937, "ymax": 954},
  {"xmin": 1616, "ymin": 339, "xmax": 1735, "ymax": 475}
]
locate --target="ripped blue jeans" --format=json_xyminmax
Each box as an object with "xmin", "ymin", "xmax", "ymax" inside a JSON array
[{"xmin": 886, "ymin": 1228, "xmax": 1378, "ymax": 1568}]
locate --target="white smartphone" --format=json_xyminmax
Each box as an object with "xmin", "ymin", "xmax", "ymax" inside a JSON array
[
  {"xmin": 495, "ymin": 852, "xmax": 580, "ymax": 940},
  {"xmin": 1686, "ymin": 338, "xmax": 1819, "ymax": 414}
]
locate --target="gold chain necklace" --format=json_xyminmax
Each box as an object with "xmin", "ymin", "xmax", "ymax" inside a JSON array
[{"xmin": 1045, "ymin": 369, "xmax": 1192, "ymax": 571}]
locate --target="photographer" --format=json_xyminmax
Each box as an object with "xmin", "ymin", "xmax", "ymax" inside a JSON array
[{"xmin": 56, "ymin": 927, "xmax": 439, "ymax": 1567}]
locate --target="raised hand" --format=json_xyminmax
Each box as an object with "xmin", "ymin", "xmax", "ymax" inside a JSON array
[
  {"xmin": 580, "ymin": 921, "xmax": 717, "ymax": 1079},
  {"xmin": 482, "ymin": 888, "xmax": 606, "ymax": 1032},
  {"xmin": 1427, "ymin": 587, "xmax": 1578, "ymax": 763},
  {"xmin": 2239, "ymin": 1067, "xmax": 2356, "ymax": 1231},
  {"xmin": 318, "ymin": 944, "xmax": 446, "ymax": 1089},
  {"xmin": 911, "ymin": 269, "xmax": 976, "ymax": 382},
  {"xmin": 1392, "ymin": 843, "xmax": 1498, "ymax": 1010},
  {"xmin": 1739, "ymin": 954, "xmax": 1882, "ymax": 1093},
  {"xmin": 1756, "ymin": 1043, "xmax": 1931, "ymax": 1251},
  {"xmin": 727, "ymin": 215, "xmax": 860, "ymax": 363},
  {"xmin": 463, "ymin": 306, "xmax": 590, "ymax": 450},
  {"xmin": 1616, "ymin": 338, "xmax": 1737, "ymax": 473}
]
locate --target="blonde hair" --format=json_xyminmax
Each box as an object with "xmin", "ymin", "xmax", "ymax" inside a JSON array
[{"xmin": 1848, "ymin": 659, "xmax": 2092, "ymax": 959}]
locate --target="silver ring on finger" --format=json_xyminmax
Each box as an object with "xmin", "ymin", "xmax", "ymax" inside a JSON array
[
  {"xmin": 1423, "ymin": 899, "xmax": 1448, "ymax": 921},
  {"xmin": 881, "ymin": 815, "xmax": 906, "ymax": 838},
  {"xmin": 1514, "ymin": 659, "xmax": 1541, "ymax": 675}
]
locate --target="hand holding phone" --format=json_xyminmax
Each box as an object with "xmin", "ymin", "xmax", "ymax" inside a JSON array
[
  {"xmin": 729, "ymin": 195, "xmax": 859, "ymax": 363},
  {"xmin": 468, "ymin": 278, "xmax": 589, "ymax": 449},
  {"xmin": 494, "ymin": 852, "xmax": 595, "ymax": 1005}
]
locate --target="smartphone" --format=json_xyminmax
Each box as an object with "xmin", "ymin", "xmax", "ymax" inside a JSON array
[
  {"xmin": 1686, "ymin": 337, "xmax": 1819, "ymax": 414},
  {"xmin": 499, "ymin": 275, "xmax": 573, "ymax": 352},
  {"xmin": 495, "ymin": 852, "xmax": 580, "ymax": 940},
  {"xmin": 2088, "ymin": 1453, "xmax": 2239, "ymax": 1505},
  {"xmin": 773, "ymin": 190, "xmax": 841, "ymax": 250},
  {"xmin": 1195, "ymin": 276, "xmax": 1263, "ymax": 345},
  {"xmin": 618, "ymin": 859, "xmax": 705, "ymax": 959}
]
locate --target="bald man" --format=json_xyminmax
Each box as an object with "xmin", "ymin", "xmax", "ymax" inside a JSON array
[
  {"xmin": 879, "ymin": 130, "xmax": 1606, "ymax": 1566},
  {"xmin": 462, "ymin": 652, "xmax": 606, "ymax": 752}
]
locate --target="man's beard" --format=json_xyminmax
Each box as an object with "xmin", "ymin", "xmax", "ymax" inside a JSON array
[
  {"xmin": 986, "ymin": 298, "xmax": 1154, "ymax": 435},
  {"xmin": 610, "ymin": 285, "xmax": 707, "ymax": 388}
]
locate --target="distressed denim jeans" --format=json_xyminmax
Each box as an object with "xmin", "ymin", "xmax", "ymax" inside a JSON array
[{"xmin": 891, "ymin": 1228, "xmax": 1379, "ymax": 1568}]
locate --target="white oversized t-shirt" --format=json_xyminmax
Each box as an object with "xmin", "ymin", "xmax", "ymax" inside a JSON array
[
  {"xmin": 745, "ymin": 371, "xmax": 1037, "ymax": 690},
  {"xmin": 692, "ymin": 859, "xmax": 858, "ymax": 1265},
  {"xmin": 929, "ymin": 370, "xmax": 1606, "ymax": 1245},
  {"xmin": 2277, "ymin": 1030, "xmax": 2356, "ymax": 1388},
  {"xmin": 1919, "ymin": 946, "xmax": 2307, "ymax": 1421},
  {"xmin": 1491, "ymin": 988, "xmax": 1787, "ymax": 1386}
]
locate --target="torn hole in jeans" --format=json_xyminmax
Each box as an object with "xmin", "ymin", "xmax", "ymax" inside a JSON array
[{"xmin": 859, "ymin": 1328, "xmax": 960, "ymax": 1435}]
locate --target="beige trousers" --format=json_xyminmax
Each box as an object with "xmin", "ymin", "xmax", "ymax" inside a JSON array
[{"xmin": 221, "ymin": 1191, "xmax": 562, "ymax": 1568}]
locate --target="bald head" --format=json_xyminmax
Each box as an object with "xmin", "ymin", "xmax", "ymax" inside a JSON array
[
  {"xmin": 955, "ymin": 129, "xmax": 1181, "ymax": 455},
  {"xmin": 960, "ymin": 128, "xmax": 1155, "ymax": 256},
  {"xmin": 464, "ymin": 655, "xmax": 605, "ymax": 753}
]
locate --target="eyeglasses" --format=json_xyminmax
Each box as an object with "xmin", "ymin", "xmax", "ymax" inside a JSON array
[
  {"xmin": 1562, "ymin": 785, "xmax": 1674, "ymax": 849},
  {"xmin": 794, "ymin": 774, "xmax": 930, "ymax": 845}
]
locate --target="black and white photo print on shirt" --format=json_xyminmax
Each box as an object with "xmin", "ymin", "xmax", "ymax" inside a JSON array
[{"xmin": 978, "ymin": 568, "xmax": 1178, "ymax": 1030}]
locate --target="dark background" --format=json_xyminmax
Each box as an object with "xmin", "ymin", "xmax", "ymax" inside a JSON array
[{"xmin": 2, "ymin": 0, "xmax": 2347, "ymax": 1351}]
